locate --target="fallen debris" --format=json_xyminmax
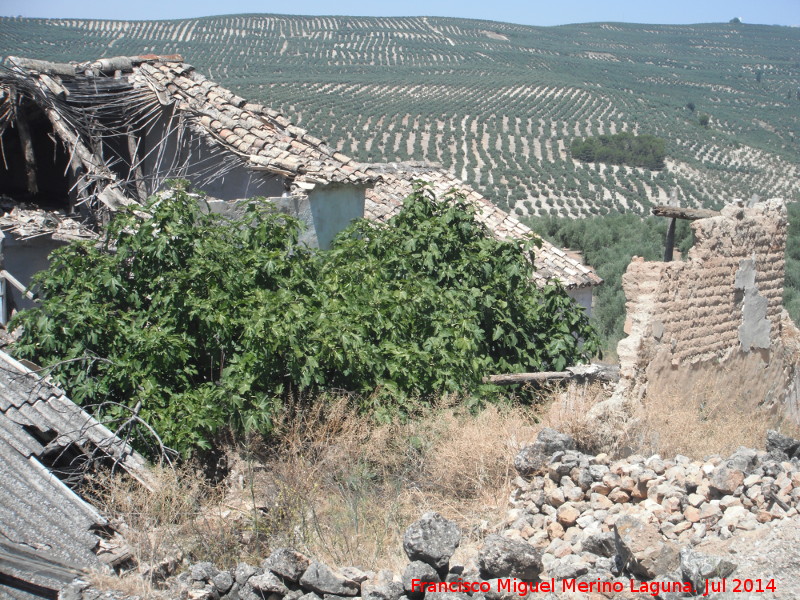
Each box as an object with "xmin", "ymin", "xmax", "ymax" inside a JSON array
[{"xmin": 0, "ymin": 205, "xmax": 97, "ymax": 241}]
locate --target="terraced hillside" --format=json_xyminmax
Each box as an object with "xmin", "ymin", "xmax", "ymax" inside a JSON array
[{"xmin": 1, "ymin": 15, "xmax": 799, "ymax": 216}]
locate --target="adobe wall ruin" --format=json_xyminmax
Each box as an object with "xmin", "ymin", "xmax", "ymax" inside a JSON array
[{"xmin": 615, "ymin": 199, "xmax": 800, "ymax": 422}]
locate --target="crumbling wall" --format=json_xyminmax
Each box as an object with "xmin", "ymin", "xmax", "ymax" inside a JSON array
[{"xmin": 616, "ymin": 199, "xmax": 800, "ymax": 419}]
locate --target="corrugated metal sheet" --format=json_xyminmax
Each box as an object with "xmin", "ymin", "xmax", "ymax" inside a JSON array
[{"xmin": 0, "ymin": 349, "xmax": 149, "ymax": 598}]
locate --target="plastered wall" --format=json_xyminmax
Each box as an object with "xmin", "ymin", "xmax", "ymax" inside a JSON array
[{"xmin": 616, "ymin": 199, "xmax": 800, "ymax": 417}]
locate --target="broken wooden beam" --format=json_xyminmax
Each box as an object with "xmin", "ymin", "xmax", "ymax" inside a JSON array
[
  {"xmin": 1, "ymin": 270, "xmax": 36, "ymax": 300},
  {"xmin": 652, "ymin": 205, "xmax": 720, "ymax": 220},
  {"xmin": 14, "ymin": 109, "xmax": 38, "ymax": 196},
  {"xmin": 6, "ymin": 56, "xmax": 76, "ymax": 77},
  {"xmin": 38, "ymin": 73, "xmax": 69, "ymax": 98},
  {"xmin": 483, "ymin": 364, "xmax": 619, "ymax": 386},
  {"xmin": 484, "ymin": 371, "xmax": 572, "ymax": 385}
]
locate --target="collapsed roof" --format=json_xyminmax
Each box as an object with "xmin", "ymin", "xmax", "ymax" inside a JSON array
[
  {"xmin": 0, "ymin": 54, "xmax": 375, "ymax": 218},
  {"xmin": 0, "ymin": 54, "xmax": 600, "ymax": 289}
]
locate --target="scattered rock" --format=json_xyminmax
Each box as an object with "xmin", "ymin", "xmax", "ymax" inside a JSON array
[
  {"xmin": 679, "ymin": 548, "xmax": 737, "ymax": 592},
  {"xmin": 514, "ymin": 428, "xmax": 575, "ymax": 477},
  {"xmin": 361, "ymin": 580, "xmax": 403, "ymax": 600},
  {"xmin": 402, "ymin": 512, "xmax": 461, "ymax": 571},
  {"xmin": 299, "ymin": 562, "xmax": 359, "ymax": 597},
  {"xmin": 264, "ymin": 548, "xmax": 311, "ymax": 582},
  {"xmin": 425, "ymin": 593, "xmax": 470, "ymax": 600},
  {"xmin": 615, "ymin": 515, "xmax": 680, "ymax": 579},
  {"xmin": 582, "ymin": 532, "xmax": 616, "ymax": 557},
  {"xmin": 192, "ymin": 562, "xmax": 220, "ymax": 582},
  {"xmin": 249, "ymin": 571, "xmax": 290, "ymax": 595},
  {"xmin": 766, "ymin": 430, "xmax": 800, "ymax": 459},
  {"xmin": 235, "ymin": 563, "xmax": 259, "ymax": 586},
  {"xmin": 710, "ymin": 465, "xmax": 745, "ymax": 496},
  {"xmin": 478, "ymin": 535, "xmax": 543, "ymax": 580},
  {"xmin": 339, "ymin": 568, "xmax": 369, "ymax": 585},
  {"xmin": 213, "ymin": 572, "xmax": 234, "ymax": 595},
  {"xmin": 547, "ymin": 554, "xmax": 589, "ymax": 580},
  {"xmin": 61, "ymin": 430, "xmax": 800, "ymax": 600},
  {"xmin": 556, "ymin": 503, "xmax": 580, "ymax": 527},
  {"xmin": 402, "ymin": 561, "xmax": 440, "ymax": 599}
]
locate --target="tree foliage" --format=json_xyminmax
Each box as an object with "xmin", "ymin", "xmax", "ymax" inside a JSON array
[
  {"xmin": 570, "ymin": 132, "xmax": 667, "ymax": 170},
  {"xmin": 11, "ymin": 184, "xmax": 599, "ymax": 455}
]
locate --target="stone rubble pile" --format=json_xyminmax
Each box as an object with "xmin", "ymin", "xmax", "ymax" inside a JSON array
[
  {"xmin": 60, "ymin": 429, "xmax": 800, "ymax": 600},
  {"xmin": 504, "ymin": 428, "xmax": 800, "ymax": 583}
]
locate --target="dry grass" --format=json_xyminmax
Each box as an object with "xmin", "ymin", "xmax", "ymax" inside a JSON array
[
  {"xmin": 633, "ymin": 372, "xmax": 800, "ymax": 460},
  {"xmin": 90, "ymin": 394, "xmax": 545, "ymax": 590},
  {"xmin": 538, "ymin": 371, "xmax": 800, "ymax": 462},
  {"xmin": 89, "ymin": 369, "xmax": 800, "ymax": 596},
  {"xmin": 544, "ymin": 381, "xmax": 623, "ymax": 454},
  {"xmin": 243, "ymin": 396, "xmax": 543, "ymax": 569},
  {"xmin": 88, "ymin": 465, "xmax": 225, "ymax": 598}
]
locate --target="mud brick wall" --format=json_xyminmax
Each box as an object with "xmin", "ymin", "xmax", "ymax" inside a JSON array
[
  {"xmin": 616, "ymin": 199, "xmax": 800, "ymax": 416},
  {"xmin": 619, "ymin": 200, "xmax": 787, "ymax": 371}
]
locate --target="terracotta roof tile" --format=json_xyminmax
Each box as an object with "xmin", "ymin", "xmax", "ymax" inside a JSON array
[{"xmin": 125, "ymin": 59, "xmax": 375, "ymax": 188}]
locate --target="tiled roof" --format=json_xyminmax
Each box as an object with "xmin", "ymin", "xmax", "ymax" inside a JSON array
[
  {"xmin": 364, "ymin": 162, "xmax": 602, "ymax": 289},
  {"xmin": 1, "ymin": 54, "xmax": 375, "ymax": 209},
  {"xmin": 0, "ymin": 350, "xmax": 148, "ymax": 598},
  {"xmin": 2, "ymin": 56, "xmax": 599, "ymax": 290},
  {"xmin": 129, "ymin": 60, "xmax": 374, "ymax": 191}
]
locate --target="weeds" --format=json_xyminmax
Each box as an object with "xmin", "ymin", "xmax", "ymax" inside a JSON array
[
  {"xmin": 634, "ymin": 370, "xmax": 800, "ymax": 460},
  {"xmin": 90, "ymin": 394, "xmax": 543, "ymax": 586}
]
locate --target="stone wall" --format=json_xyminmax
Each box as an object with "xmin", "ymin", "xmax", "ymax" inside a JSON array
[{"xmin": 615, "ymin": 199, "xmax": 800, "ymax": 417}]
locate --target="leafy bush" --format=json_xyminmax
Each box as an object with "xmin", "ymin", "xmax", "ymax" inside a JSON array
[{"xmin": 11, "ymin": 184, "xmax": 598, "ymax": 454}]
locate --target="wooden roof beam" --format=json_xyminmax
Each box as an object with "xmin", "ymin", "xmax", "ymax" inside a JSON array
[{"xmin": 652, "ymin": 205, "xmax": 721, "ymax": 220}]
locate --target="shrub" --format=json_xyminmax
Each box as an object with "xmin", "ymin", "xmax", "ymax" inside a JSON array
[{"xmin": 11, "ymin": 183, "xmax": 598, "ymax": 455}]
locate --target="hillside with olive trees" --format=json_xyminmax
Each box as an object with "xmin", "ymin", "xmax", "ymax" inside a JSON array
[{"xmin": 1, "ymin": 15, "xmax": 799, "ymax": 217}]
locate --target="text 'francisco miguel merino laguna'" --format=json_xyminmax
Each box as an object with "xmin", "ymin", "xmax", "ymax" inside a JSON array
[{"xmin": 410, "ymin": 577, "xmax": 776, "ymax": 597}]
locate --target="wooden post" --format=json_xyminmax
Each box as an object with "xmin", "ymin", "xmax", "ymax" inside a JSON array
[
  {"xmin": 652, "ymin": 203, "xmax": 722, "ymax": 263},
  {"xmin": 664, "ymin": 217, "xmax": 676, "ymax": 262},
  {"xmin": 15, "ymin": 107, "xmax": 38, "ymax": 196}
]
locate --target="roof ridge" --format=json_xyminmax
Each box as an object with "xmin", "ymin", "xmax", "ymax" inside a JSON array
[{"xmin": 5, "ymin": 54, "xmax": 186, "ymax": 77}]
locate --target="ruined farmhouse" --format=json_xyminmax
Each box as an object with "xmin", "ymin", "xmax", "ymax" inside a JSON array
[{"xmin": 0, "ymin": 54, "xmax": 600, "ymax": 320}]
